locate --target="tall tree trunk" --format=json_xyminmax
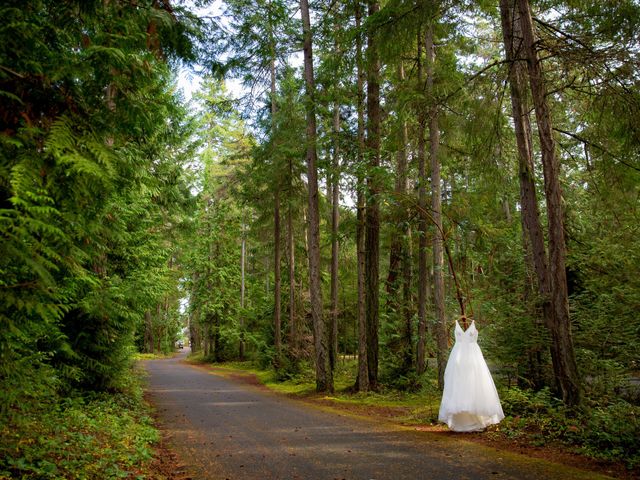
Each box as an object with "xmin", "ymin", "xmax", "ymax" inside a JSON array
[
  {"xmin": 416, "ymin": 28, "xmax": 429, "ymax": 375},
  {"xmin": 300, "ymin": 0, "xmax": 332, "ymax": 392},
  {"xmin": 398, "ymin": 72, "xmax": 413, "ymax": 372},
  {"xmin": 274, "ymin": 189, "xmax": 282, "ymax": 365},
  {"xmin": 205, "ymin": 258, "xmax": 212, "ymax": 357},
  {"xmin": 386, "ymin": 64, "xmax": 407, "ymax": 293},
  {"xmin": 240, "ymin": 220, "xmax": 246, "ymax": 359},
  {"xmin": 189, "ymin": 310, "xmax": 200, "ymax": 353},
  {"xmin": 354, "ymin": 0, "xmax": 369, "ymax": 392},
  {"xmin": 516, "ymin": 0, "xmax": 580, "ymax": 406},
  {"xmin": 213, "ymin": 313, "xmax": 221, "ymax": 362},
  {"xmin": 329, "ymin": 102, "xmax": 340, "ymax": 373},
  {"xmin": 365, "ymin": 0, "xmax": 381, "ymax": 390},
  {"xmin": 499, "ymin": 0, "xmax": 546, "ymax": 389},
  {"xmin": 190, "ymin": 273, "xmax": 200, "ymax": 353},
  {"xmin": 144, "ymin": 310, "xmax": 154, "ymax": 353},
  {"xmin": 426, "ymin": 25, "xmax": 447, "ymax": 390},
  {"xmin": 401, "ymin": 223, "xmax": 413, "ymax": 372},
  {"xmin": 287, "ymin": 187, "xmax": 297, "ymax": 355},
  {"xmin": 204, "ymin": 320, "xmax": 211, "ymax": 358},
  {"xmin": 270, "ymin": 54, "xmax": 282, "ymax": 368},
  {"xmin": 386, "ymin": 62, "xmax": 413, "ymax": 373}
]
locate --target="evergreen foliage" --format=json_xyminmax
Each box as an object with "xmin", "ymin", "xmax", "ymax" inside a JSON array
[{"xmin": 0, "ymin": 1, "xmax": 202, "ymax": 471}]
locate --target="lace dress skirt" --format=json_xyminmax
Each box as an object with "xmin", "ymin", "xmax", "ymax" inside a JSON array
[{"xmin": 438, "ymin": 321, "xmax": 504, "ymax": 432}]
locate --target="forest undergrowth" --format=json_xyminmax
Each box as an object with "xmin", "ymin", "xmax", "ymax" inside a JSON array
[{"xmin": 0, "ymin": 366, "xmax": 160, "ymax": 480}]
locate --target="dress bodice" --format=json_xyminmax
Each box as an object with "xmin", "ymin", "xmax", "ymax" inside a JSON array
[{"xmin": 455, "ymin": 320, "xmax": 478, "ymax": 344}]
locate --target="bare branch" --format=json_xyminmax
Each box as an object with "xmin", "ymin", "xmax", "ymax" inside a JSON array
[{"xmin": 553, "ymin": 127, "xmax": 640, "ymax": 172}]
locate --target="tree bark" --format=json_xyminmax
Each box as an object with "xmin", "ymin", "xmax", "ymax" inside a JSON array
[
  {"xmin": 426, "ymin": 25, "xmax": 447, "ymax": 390},
  {"xmin": 300, "ymin": 0, "xmax": 332, "ymax": 392},
  {"xmin": 516, "ymin": 0, "xmax": 581, "ymax": 406},
  {"xmin": 144, "ymin": 310, "xmax": 154, "ymax": 353},
  {"xmin": 386, "ymin": 62, "xmax": 413, "ymax": 373},
  {"xmin": 386, "ymin": 64, "xmax": 408, "ymax": 294},
  {"xmin": 416, "ymin": 28, "xmax": 429, "ymax": 375},
  {"xmin": 365, "ymin": 0, "xmax": 381, "ymax": 390},
  {"xmin": 287, "ymin": 183, "xmax": 297, "ymax": 355},
  {"xmin": 270, "ymin": 53, "xmax": 282, "ymax": 368},
  {"xmin": 399, "ymin": 101, "xmax": 413, "ymax": 373},
  {"xmin": 213, "ymin": 313, "xmax": 221, "ymax": 362},
  {"xmin": 190, "ymin": 272, "xmax": 200, "ymax": 353},
  {"xmin": 274, "ymin": 189, "xmax": 282, "ymax": 365},
  {"xmin": 354, "ymin": 0, "xmax": 369, "ymax": 393},
  {"xmin": 329, "ymin": 102, "xmax": 340, "ymax": 373},
  {"xmin": 189, "ymin": 310, "xmax": 200, "ymax": 354},
  {"xmin": 204, "ymin": 316, "xmax": 211, "ymax": 358},
  {"xmin": 499, "ymin": 0, "xmax": 545, "ymax": 389},
  {"xmin": 402, "ymin": 223, "xmax": 413, "ymax": 372},
  {"xmin": 386, "ymin": 66, "xmax": 406, "ymax": 293},
  {"xmin": 240, "ymin": 220, "xmax": 246, "ymax": 359}
]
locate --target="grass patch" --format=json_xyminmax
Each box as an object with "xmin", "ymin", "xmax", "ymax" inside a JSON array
[
  {"xmin": 0, "ymin": 369, "xmax": 159, "ymax": 479},
  {"xmin": 133, "ymin": 351, "xmax": 177, "ymax": 361},
  {"xmin": 196, "ymin": 355, "xmax": 442, "ymax": 424}
]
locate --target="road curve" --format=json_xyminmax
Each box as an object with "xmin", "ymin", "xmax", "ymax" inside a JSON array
[{"xmin": 143, "ymin": 350, "xmax": 609, "ymax": 480}]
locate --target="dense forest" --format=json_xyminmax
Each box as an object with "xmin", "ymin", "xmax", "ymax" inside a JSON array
[{"xmin": 1, "ymin": 0, "xmax": 639, "ymax": 477}]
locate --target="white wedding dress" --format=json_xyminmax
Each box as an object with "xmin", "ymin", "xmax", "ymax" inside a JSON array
[{"xmin": 438, "ymin": 320, "xmax": 504, "ymax": 432}]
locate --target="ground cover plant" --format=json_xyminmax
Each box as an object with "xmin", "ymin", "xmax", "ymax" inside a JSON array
[{"xmin": 0, "ymin": 368, "xmax": 159, "ymax": 480}]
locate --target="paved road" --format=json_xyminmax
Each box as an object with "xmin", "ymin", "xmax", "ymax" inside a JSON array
[{"xmin": 144, "ymin": 350, "xmax": 608, "ymax": 480}]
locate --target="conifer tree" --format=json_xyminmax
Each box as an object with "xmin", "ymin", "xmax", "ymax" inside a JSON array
[{"xmin": 300, "ymin": 0, "xmax": 332, "ymax": 392}]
